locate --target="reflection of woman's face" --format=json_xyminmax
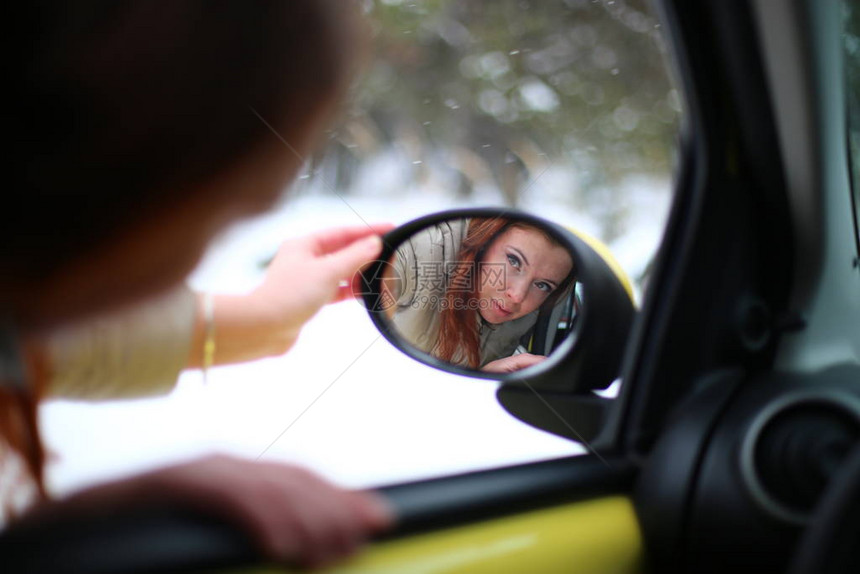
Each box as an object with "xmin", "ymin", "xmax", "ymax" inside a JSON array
[{"xmin": 478, "ymin": 226, "xmax": 573, "ymax": 324}]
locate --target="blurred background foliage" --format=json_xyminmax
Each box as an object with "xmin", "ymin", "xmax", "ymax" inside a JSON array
[{"xmin": 297, "ymin": 0, "xmax": 680, "ymax": 246}]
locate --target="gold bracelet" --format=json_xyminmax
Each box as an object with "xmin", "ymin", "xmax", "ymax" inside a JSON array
[{"xmin": 202, "ymin": 292, "xmax": 216, "ymax": 383}]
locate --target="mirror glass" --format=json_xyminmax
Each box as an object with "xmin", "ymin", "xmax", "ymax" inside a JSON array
[{"xmin": 371, "ymin": 216, "xmax": 581, "ymax": 375}]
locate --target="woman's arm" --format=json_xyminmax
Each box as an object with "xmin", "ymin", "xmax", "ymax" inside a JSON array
[
  {"xmin": 16, "ymin": 455, "xmax": 394, "ymax": 568},
  {"xmin": 42, "ymin": 287, "xmax": 197, "ymax": 399},
  {"xmin": 42, "ymin": 226, "xmax": 390, "ymax": 400},
  {"xmin": 187, "ymin": 225, "xmax": 388, "ymax": 367}
]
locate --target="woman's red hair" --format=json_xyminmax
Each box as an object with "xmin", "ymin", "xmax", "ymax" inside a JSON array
[{"xmin": 0, "ymin": 343, "xmax": 49, "ymax": 518}]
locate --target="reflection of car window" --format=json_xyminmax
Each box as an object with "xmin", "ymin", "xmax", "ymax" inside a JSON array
[
  {"xmin": 47, "ymin": 0, "xmax": 683, "ymax": 493},
  {"xmin": 844, "ymin": 0, "xmax": 860, "ymax": 249}
]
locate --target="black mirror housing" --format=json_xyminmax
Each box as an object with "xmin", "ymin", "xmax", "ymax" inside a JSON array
[{"xmin": 360, "ymin": 208, "xmax": 636, "ymax": 393}]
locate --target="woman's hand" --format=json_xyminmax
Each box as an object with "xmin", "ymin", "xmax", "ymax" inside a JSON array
[
  {"xmin": 252, "ymin": 224, "xmax": 393, "ymax": 329},
  {"xmin": 28, "ymin": 455, "xmax": 394, "ymax": 568},
  {"xmin": 481, "ymin": 353, "xmax": 547, "ymax": 373},
  {"xmin": 191, "ymin": 224, "xmax": 393, "ymax": 367}
]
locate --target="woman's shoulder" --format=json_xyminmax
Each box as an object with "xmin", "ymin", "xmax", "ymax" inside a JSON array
[{"xmin": 405, "ymin": 218, "xmax": 469, "ymax": 264}]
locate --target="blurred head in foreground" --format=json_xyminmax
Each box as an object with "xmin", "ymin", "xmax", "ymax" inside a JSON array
[{"xmin": 2, "ymin": 0, "xmax": 365, "ymax": 506}]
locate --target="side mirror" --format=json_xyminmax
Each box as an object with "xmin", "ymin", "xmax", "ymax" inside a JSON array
[{"xmin": 360, "ymin": 208, "xmax": 636, "ymax": 393}]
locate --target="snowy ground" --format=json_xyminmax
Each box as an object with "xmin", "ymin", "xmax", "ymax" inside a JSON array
[{"xmin": 41, "ymin": 172, "xmax": 672, "ymax": 495}]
